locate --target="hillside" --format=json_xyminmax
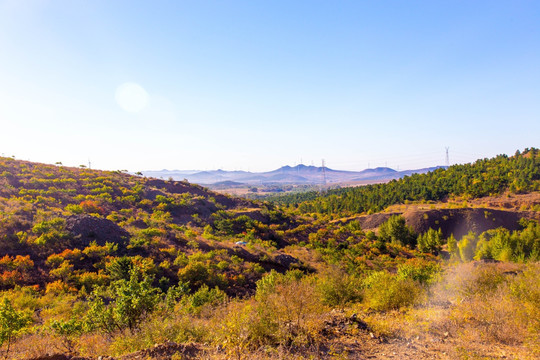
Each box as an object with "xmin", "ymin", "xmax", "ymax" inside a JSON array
[
  {"xmin": 1, "ymin": 157, "xmax": 443, "ymax": 295},
  {"xmin": 0, "ymin": 154, "xmax": 538, "ymax": 359},
  {"xmin": 0, "ymin": 157, "xmax": 303, "ymax": 294}
]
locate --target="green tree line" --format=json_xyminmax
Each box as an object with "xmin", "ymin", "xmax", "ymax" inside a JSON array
[{"xmin": 269, "ymin": 148, "xmax": 540, "ymax": 216}]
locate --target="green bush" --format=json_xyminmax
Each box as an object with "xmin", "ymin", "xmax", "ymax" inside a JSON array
[
  {"xmin": 86, "ymin": 267, "xmax": 160, "ymax": 335},
  {"xmin": 177, "ymin": 261, "xmax": 227, "ymax": 290},
  {"xmin": 32, "ymin": 218, "xmax": 68, "ymax": 245},
  {"xmin": 458, "ymin": 232, "xmax": 478, "ymax": 262},
  {"xmin": 378, "ymin": 215, "xmax": 417, "ymax": 247},
  {"xmin": 50, "ymin": 318, "xmax": 85, "ymax": 354},
  {"xmin": 0, "ymin": 297, "xmax": 32, "ymax": 358},
  {"xmin": 417, "ymin": 228, "xmax": 444, "ymax": 254},
  {"xmin": 181, "ymin": 285, "xmax": 226, "ymax": 314},
  {"xmin": 317, "ymin": 267, "xmax": 363, "ymax": 308},
  {"xmin": 363, "ymin": 271, "xmax": 423, "ymax": 311},
  {"xmin": 397, "ymin": 260, "xmax": 441, "ymax": 285}
]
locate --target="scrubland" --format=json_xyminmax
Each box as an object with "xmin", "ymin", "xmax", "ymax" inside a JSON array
[
  {"xmin": 0, "ymin": 150, "xmax": 539, "ymax": 359},
  {"xmin": 2, "ymin": 261, "xmax": 538, "ymax": 359}
]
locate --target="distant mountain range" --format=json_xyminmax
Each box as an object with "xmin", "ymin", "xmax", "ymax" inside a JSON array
[{"xmin": 141, "ymin": 164, "xmax": 446, "ymax": 186}]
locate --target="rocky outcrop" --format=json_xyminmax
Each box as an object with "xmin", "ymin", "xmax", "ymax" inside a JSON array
[{"xmin": 65, "ymin": 214, "xmax": 130, "ymax": 248}]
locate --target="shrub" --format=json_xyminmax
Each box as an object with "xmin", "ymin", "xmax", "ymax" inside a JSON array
[
  {"xmin": 106, "ymin": 256, "xmax": 134, "ymax": 281},
  {"xmin": 86, "ymin": 268, "xmax": 161, "ymax": 335},
  {"xmin": 317, "ymin": 267, "xmax": 363, "ymax": 308},
  {"xmin": 108, "ymin": 313, "xmax": 206, "ymax": 356},
  {"xmin": 213, "ymin": 300, "xmax": 258, "ymax": 358},
  {"xmin": 250, "ymin": 272, "xmax": 326, "ymax": 347},
  {"xmin": 378, "ymin": 215, "xmax": 417, "ymax": 247},
  {"xmin": 46, "ymin": 280, "xmax": 77, "ymax": 295},
  {"xmin": 180, "ymin": 285, "xmax": 226, "ymax": 314},
  {"xmin": 49, "ymin": 260, "xmax": 74, "ymax": 281},
  {"xmin": 446, "ymin": 234, "xmax": 459, "ymax": 260},
  {"xmin": 417, "ymin": 228, "xmax": 444, "ymax": 254},
  {"xmin": 65, "ymin": 204, "xmax": 83, "ymax": 214},
  {"xmin": 397, "ymin": 259, "xmax": 441, "ymax": 286},
  {"xmin": 177, "ymin": 261, "xmax": 226, "ymax": 290},
  {"xmin": 83, "ymin": 241, "xmax": 118, "ymax": 259},
  {"xmin": 257, "ymin": 277, "xmax": 326, "ymax": 347},
  {"xmin": 363, "ymin": 271, "xmax": 423, "ymax": 311},
  {"xmin": 458, "ymin": 232, "xmax": 478, "ymax": 262},
  {"xmin": 0, "ymin": 297, "xmax": 32, "ymax": 358},
  {"xmin": 50, "ymin": 318, "xmax": 85, "ymax": 354},
  {"xmin": 448, "ymin": 263, "xmax": 540, "ymax": 348},
  {"xmin": 32, "ymin": 218, "xmax": 68, "ymax": 245},
  {"xmin": 458, "ymin": 264, "xmax": 506, "ymax": 300},
  {"xmin": 79, "ymin": 200, "xmax": 104, "ymax": 215}
]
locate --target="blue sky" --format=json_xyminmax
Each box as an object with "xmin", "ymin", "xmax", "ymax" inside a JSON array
[{"xmin": 1, "ymin": 1, "xmax": 539, "ymax": 172}]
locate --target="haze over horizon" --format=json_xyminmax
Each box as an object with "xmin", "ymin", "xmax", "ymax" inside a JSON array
[{"xmin": 1, "ymin": 1, "xmax": 539, "ymax": 172}]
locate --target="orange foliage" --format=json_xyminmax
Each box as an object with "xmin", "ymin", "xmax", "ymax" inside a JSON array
[
  {"xmin": 0, "ymin": 270, "xmax": 21, "ymax": 286},
  {"xmin": 13, "ymin": 255, "xmax": 34, "ymax": 270},
  {"xmin": 0, "ymin": 255, "xmax": 34, "ymax": 271},
  {"xmin": 79, "ymin": 200, "xmax": 105, "ymax": 214},
  {"xmin": 45, "ymin": 280, "xmax": 77, "ymax": 295},
  {"xmin": 59, "ymin": 248, "xmax": 84, "ymax": 261}
]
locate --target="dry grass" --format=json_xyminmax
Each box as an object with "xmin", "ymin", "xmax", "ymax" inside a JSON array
[{"xmin": 4, "ymin": 262, "xmax": 539, "ymax": 360}]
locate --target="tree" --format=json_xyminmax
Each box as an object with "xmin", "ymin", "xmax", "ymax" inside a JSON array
[
  {"xmin": 50, "ymin": 318, "xmax": 84, "ymax": 354},
  {"xmin": 86, "ymin": 267, "xmax": 160, "ymax": 335},
  {"xmin": 106, "ymin": 256, "xmax": 134, "ymax": 281},
  {"xmin": 0, "ymin": 298, "xmax": 31, "ymax": 359},
  {"xmin": 417, "ymin": 228, "xmax": 444, "ymax": 254},
  {"xmin": 378, "ymin": 215, "xmax": 417, "ymax": 247},
  {"xmin": 446, "ymin": 234, "xmax": 459, "ymax": 260},
  {"xmin": 458, "ymin": 232, "xmax": 478, "ymax": 262}
]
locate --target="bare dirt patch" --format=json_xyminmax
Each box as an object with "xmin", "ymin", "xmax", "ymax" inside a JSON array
[{"xmin": 340, "ymin": 192, "xmax": 540, "ymax": 238}]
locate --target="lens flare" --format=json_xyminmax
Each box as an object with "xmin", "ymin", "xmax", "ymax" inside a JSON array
[{"xmin": 115, "ymin": 82, "xmax": 149, "ymax": 113}]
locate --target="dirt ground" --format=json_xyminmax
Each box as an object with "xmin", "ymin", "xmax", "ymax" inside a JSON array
[
  {"xmin": 337, "ymin": 192, "xmax": 540, "ymax": 239},
  {"xmin": 24, "ymin": 321, "xmax": 535, "ymax": 360}
]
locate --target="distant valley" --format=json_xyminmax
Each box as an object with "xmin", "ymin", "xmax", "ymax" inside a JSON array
[{"xmin": 141, "ymin": 164, "xmax": 446, "ymax": 187}]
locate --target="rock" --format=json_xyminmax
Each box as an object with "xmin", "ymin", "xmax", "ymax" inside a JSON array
[
  {"xmin": 273, "ymin": 254, "xmax": 300, "ymax": 268},
  {"xmin": 65, "ymin": 214, "xmax": 130, "ymax": 248}
]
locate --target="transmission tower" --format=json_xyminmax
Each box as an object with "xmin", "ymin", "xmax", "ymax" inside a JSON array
[
  {"xmin": 321, "ymin": 159, "xmax": 327, "ymax": 185},
  {"xmin": 445, "ymin": 147, "xmax": 450, "ymax": 167}
]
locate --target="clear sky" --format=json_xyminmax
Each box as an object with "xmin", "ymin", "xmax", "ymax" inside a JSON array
[{"xmin": 1, "ymin": 1, "xmax": 539, "ymax": 172}]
